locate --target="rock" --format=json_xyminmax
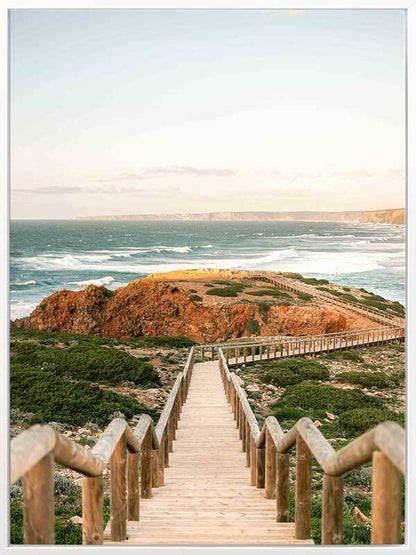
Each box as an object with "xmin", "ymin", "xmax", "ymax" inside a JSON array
[
  {"xmin": 69, "ymin": 516, "xmax": 83, "ymax": 525},
  {"xmin": 313, "ymin": 420, "xmax": 322, "ymax": 428},
  {"xmin": 325, "ymin": 412, "xmax": 336, "ymax": 421},
  {"xmin": 352, "ymin": 506, "xmax": 371, "ymax": 524},
  {"xmin": 246, "ymin": 384, "xmax": 260, "ymax": 392},
  {"xmin": 77, "ymin": 428, "xmax": 89, "ymax": 435}
]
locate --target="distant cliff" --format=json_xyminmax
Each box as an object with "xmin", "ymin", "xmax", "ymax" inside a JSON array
[{"xmin": 78, "ymin": 208, "xmax": 405, "ymax": 224}]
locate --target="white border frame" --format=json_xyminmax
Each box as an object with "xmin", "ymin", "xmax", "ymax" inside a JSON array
[{"xmin": 0, "ymin": 1, "xmax": 414, "ymax": 554}]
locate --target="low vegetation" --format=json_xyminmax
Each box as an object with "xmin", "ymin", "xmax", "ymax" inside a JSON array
[
  {"xmin": 11, "ymin": 365, "xmax": 157, "ymax": 427},
  {"xmin": 205, "ymin": 283, "xmax": 246, "ymax": 297},
  {"xmin": 334, "ymin": 370, "xmax": 394, "ymax": 389},
  {"xmin": 339, "ymin": 408, "xmax": 405, "ymax": 436},
  {"xmin": 246, "ymin": 319, "xmax": 261, "ymax": 335},
  {"xmin": 262, "ymin": 359, "xmax": 329, "ymax": 387},
  {"xmin": 299, "ymin": 277, "xmax": 329, "ymax": 286},
  {"xmin": 245, "ymin": 288, "xmax": 291, "ymax": 299},
  {"xmin": 11, "ymin": 341, "xmax": 160, "ymax": 387}
]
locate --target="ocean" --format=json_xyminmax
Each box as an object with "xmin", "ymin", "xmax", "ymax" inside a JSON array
[{"xmin": 10, "ymin": 220, "xmax": 406, "ymax": 320}]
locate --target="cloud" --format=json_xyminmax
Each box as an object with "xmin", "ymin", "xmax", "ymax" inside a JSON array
[
  {"xmin": 95, "ymin": 166, "xmax": 237, "ymax": 182},
  {"xmin": 13, "ymin": 185, "xmax": 183, "ymax": 197}
]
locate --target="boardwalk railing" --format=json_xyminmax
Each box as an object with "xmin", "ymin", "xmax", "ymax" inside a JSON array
[
  {"xmin": 10, "ymin": 347, "xmax": 195, "ymax": 545},
  {"xmin": 198, "ymin": 326, "xmax": 405, "ymax": 364},
  {"xmin": 218, "ymin": 348, "xmax": 405, "ymax": 545},
  {"xmin": 246, "ymin": 273, "xmax": 404, "ymax": 326}
]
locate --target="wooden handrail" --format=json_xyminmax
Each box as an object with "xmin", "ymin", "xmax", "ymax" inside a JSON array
[
  {"xmin": 199, "ymin": 327, "xmax": 405, "ymax": 364},
  {"xmin": 10, "ymin": 346, "xmax": 195, "ymax": 545},
  {"xmin": 219, "ymin": 327, "xmax": 405, "ymax": 366},
  {"xmin": 199, "ymin": 325, "xmax": 403, "ymax": 350},
  {"xmin": 218, "ymin": 347, "xmax": 405, "ymax": 545},
  {"xmin": 11, "ymin": 426, "xmax": 56, "ymax": 484}
]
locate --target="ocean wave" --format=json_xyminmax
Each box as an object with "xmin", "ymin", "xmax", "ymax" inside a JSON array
[
  {"xmin": 11, "ymin": 280, "xmax": 37, "ymax": 286},
  {"xmin": 67, "ymin": 276, "xmax": 115, "ymax": 287}
]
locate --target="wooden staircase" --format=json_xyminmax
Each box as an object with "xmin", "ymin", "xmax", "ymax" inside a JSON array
[
  {"xmin": 103, "ymin": 361, "xmax": 312, "ymax": 545},
  {"xmin": 10, "ymin": 336, "xmax": 405, "ymax": 546}
]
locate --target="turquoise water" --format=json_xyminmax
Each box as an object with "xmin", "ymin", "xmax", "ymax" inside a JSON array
[{"xmin": 10, "ymin": 220, "xmax": 405, "ymax": 319}]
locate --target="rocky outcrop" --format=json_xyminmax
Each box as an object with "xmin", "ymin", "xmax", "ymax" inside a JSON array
[{"xmin": 15, "ymin": 276, "xmax": 377, "ymax": 343}]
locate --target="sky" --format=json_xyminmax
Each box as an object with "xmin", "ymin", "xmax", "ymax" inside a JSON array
[{"xmin": 10, "ymin": 9, "xmax": 406, "ymax": 219}]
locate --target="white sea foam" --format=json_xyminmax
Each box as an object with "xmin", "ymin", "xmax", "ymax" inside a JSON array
[
  {"xmin": 11, "ymin": 280, "xmax": 37, "ymax": 286},
  {"xmin": 10, "ymin": 300, "xmax": 38, "ymax": 319},
  {"xmin": 67, "ymin": 276, "xmax": 115, "ymax": 287}
]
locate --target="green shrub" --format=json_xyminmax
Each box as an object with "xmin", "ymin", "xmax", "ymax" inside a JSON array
[
  {"xmin": 335, "ymin": 371, "xmax": 394, "ymax": 389},
  {"xmin": 344, "ymin": 492, "xmax": 372, "ymax": 515},
  {"xmin": 390, "ymin": 344, "xmax": 405, "ymax": 353},
  {"xmin": 297, "ymin": 292, "xmax": 313, "ymax": 301},
  {"xmin": 339, "ymin": 408, "xmax": 404, "ymax": 436},
  {"xmin": 10, "ymin": 365, "xmax": 157, "ymax": 427},
  {"xmin": 205, "ymin": 286, "xmax": 241, "ymax": 297},
  {"xmin": 246, "ymin": 288, "xmax": 290, "ymax": 299},
  {"xmin": 247, "ymin": 319, "xmax": 260, "ymax": 335},
  {"xmin": 300, "ymin": 277, "xmax": 329, "ymax": 286},
  {"xmin": 190, "ymin": 294, "xmax": 202, "ymax": 302},
  {"xmin": 343, "ymin": 287, "xmax": 351, "ymax": 292},
  {"xmin": 189, "ymin": 289, "xmax": 197, "ymax": 293},
  {"xmin": 341, "ymin": 293, "xmax": 359, "ymax": 303},
  {"xmin": 278, "ymin": 382, "xmax": 383, "ymax": 415},
  {"xmin": 273, "ymin": 407, "xmax": 308, "ymax": 423},
  {"xmin": 343, "ymin": 521, "xmax": 371, "ymax": 544},
  {"xmin": 322, "ymin": 349, "xmax": 363, "ymax": 363},
  {"xmin": 10, "ymin": 342, "xmax": 160, "ymax": 387},
  {"xmin": 212, "ymin": 280, "xmax": 246, "ymax": 289},
  {"xmin": 77, "ymin": 437, "xmax": 97, "ymax": 447},
  {"xmin": 263, "ymin": 359, "xmax": 329, "ymax": 387}
]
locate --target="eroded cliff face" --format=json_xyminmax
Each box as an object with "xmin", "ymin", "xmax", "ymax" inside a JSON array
[{"xmin": 14, "ymin": 278, "xmax": 376, "ymax": 342}]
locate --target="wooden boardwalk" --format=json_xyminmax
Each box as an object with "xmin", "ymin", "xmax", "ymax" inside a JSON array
[
  {"xmin": 104, "ymin": 361, "xmax": 313, "ymax": 545},
  {"xmin": 224, "ymin": 328, "xmax": 404, "ymax": 367}
]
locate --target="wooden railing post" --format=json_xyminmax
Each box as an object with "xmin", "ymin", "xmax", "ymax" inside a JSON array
[
  {"xmin": 250, "ymin": 434, "xmax": 257, "ymax": 486},
  {"xmin": 151, "ymin": 449, "xmax": 159, "ymax": 488},
  {"xmin": 295, "ymin": 434, "xmax": 312, "ymax": 540},
  {"xmin": 256, "ymin": 446, "xmax": 265, "ymax": 488},
  {"xmin": 164, "ymin": 431, "xmax": 169, "ymax": 468},
  {"xmin": 265, "ymin": 428, "xmax": 276, "ymax": 499},
  {"xmin": 127, "ymin": 451, "xmax": 140, "ymax": 520},
  {"xmin": 141, "ymin": 428, "xmax": 152, "ymax": 499},
  {"xmin": 23, "ymin": 452, "xmax": 55, "ymax": 544},
  {"xmin": 371, "ymin": 451, "xmax": 402, "ymax": 544},
  {"xmin": 110, "ymin": 435, "xmax": 127, "ymax": 541},
  {"xmin": 322, "ymin": 475, "xmax": 343, "ymax": 544},
  {"xmin": 276, "ymin": 452, "xmax": 289, "ymax": 522},
  {"xmin": 245, "ymin": 420, "xmax": 251, "ymax": 467},
  {"xmin": 82, "ymin": 476, "xmax": 104, "ymax": 544}
]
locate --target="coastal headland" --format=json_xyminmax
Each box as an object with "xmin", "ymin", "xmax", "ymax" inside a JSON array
[{"xmin": 14, "ymin": 269, "xmax": 404, "ymax": 342}]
